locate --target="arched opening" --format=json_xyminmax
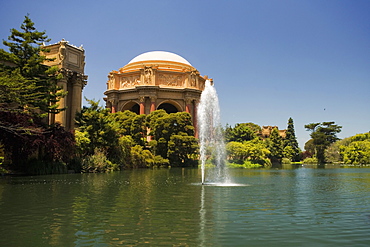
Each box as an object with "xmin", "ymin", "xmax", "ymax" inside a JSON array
[
  {"xmin": 157, "ymin": 103, "xmax": 179, "ymax": 114},
  {"xmin": 122, "ymin": 102, "xmax": 140, "ymax": 114},
  {"xmin": 130, "ymin": 104, "xmax": 140, "ymax": 114}
]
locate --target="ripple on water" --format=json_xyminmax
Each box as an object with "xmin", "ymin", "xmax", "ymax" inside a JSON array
[{"xmin": 191, "ymin": 182, "xmax": 250, "ymax": 187}]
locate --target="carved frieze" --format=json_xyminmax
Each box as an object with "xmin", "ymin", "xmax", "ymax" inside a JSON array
[
  {"xmin": 158, "ymin": 73, "xmax": 184, "ymax": 87},
  {"xmin": 120, "ymin": 76, "xmax": 141, "ymax": 88}
]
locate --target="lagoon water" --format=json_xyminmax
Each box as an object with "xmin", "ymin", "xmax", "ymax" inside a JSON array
[{"xmin": 1, "ymin": 166, "xmax": 370, "ymax": 246}]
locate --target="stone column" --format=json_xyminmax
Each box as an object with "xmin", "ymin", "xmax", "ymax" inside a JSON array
[
  {"xmin": 139, "ymin": 96, "xmax": 145, "ymax": 115},
  {"xmin": 193, "ymin": 100, "xmax": 198, "ymax": 138},
  {"xmin": 150, "ymin": 96, "xmax": 157, "ymax": 112},
  {"xmin": 111, "ymin": 99, "xmax": 117, "ymax": 113},
  {"xmin": 70, "ymin": 76, "xmax": 83, "ymax": 129},
  {"xmin": 54, "ymin": 77, "xmax": 68, "ymax": 126},
  {"xmin": 185, "ymin": 98, "xmax": 192, "ymax": 114}
]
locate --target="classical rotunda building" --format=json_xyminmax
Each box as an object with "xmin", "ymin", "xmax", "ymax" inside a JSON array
[{"xmin": 104, "ymin": 51, "xmax": 211, "ymax": 130}]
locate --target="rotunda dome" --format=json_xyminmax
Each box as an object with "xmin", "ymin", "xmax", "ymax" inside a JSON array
[{"xmin": 128, "ymin": 51, "xmax": 192, "ymax": 66}]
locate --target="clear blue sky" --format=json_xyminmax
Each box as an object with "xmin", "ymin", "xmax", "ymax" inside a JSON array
[{"xmin": 1, "ymin": 0, "xmax": 369, "ymax": 148}]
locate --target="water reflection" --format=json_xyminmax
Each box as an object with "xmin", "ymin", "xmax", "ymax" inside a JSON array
[
  {"xmin": 0, "ymin": 167, "xmax": 370, "ymax": 246},
  {"xmin": 199, "ymin": 185, "xmax": 206, "ymax": 247}
]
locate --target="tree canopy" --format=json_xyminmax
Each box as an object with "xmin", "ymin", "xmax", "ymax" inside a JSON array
[
  {"xmin": 0, "ymin": 16, "xmax": 71, "ymax": 173},
  {"xmin": 0, "ymin": 15, "xmax": 65, "ymax": 116},
  {"xmin": 225, "ymin": 122, "xmax": 260, "ymax": 142},
  {"xmin": 305, "ymin": 121, "xmax": 342, "ymax": 164},
  {"xmin": 284, "ymin": 117, "xmax": 300, "ymax": 161}
]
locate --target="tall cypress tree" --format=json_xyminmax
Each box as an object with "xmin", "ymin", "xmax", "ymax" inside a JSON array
[
  {"xmin": 284, "ymin": 117, "xmax": 300, "ymax": 161},
  {"xmin": 268, "ymin": 128, "xmax": 284, "ymax": 164},
  {"xmin": 0, "ymin": 16, "xmax": 69, "ymax": 171},
  {"xmin": 0, "ymin": 15, "xmax": 65, "ymax": 116}
]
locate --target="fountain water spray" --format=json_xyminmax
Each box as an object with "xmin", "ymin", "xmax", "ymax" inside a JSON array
[{"xmin": 197, "ymin": 80, "xmax": 228, "ymax": 185}]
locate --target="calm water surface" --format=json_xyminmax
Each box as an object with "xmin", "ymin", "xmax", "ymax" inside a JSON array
[{"xmin": 1, "ymin": 166, "xmax": 370, "ymax": 246}]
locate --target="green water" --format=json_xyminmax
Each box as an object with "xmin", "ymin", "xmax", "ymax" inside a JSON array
[{"xmin": 1, "ymin": 166, "xmax": 370, "ymax": 246}]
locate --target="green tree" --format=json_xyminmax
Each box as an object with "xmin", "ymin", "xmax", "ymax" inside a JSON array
[
  {"xmin": 168, "ymin": 133, "xmax": 198, "ymax": 166},
  {"xmin": 130, "ymin": 114, "xmax": 147, "ymax": 146},
  {"xmin": 305, "ymin": 121, "xmax": 342, "ymax": 164},
  {"xmin": 0, "ymin": 16, "xmax": 71, "ymax": 172},
  {"xmin": 225, "ymin": 122, "xmax": 260, "ymax": 142},
  {"xmin": 283, "ymin": 145, "xmax": 294, "ymax": 161},
  {"xmin": 148, "ymin": 110, "xmax": 198, "ymax": 165},
  {"xmin": 246, "ymin": 139, "xmax": 271, "ymax": 166},
  {"xmin": 330, "ymin": 132, "xmax": 370, "ymax": 165},
  {"xmin": 267, "ymin": 128, "xmax": 284, "ymax": 164},
  {"xmin": 304, "ymin": 139, "xmax": 315, "ymax": 155},
  {"xmin": 226, "ymin": 139, "xmax": 271, "ymax": 166},
  {"xmin": 107, "ymin": 110, "xmax": 136, "ymax": 136},
  {"xmin": 226, "ymin": 141, "xmax": 249, "ymax": 163},
  {"xmin": 129, "ymin": 145, "xmax": 169, "ymax": 168},
  {"xmin": 0, "ymin": 15, "xmax": 65, "ymax": 116},
  {"xmin": 324, "ymin": 138, "xmax": 349, "ymax": 163},
  {"xmin": 284, "ymin": 117, "xmax": 300, "ymax": 161},
  {"xmin": 341, "ymin": 140, "xmax": 370, "ymax": 165},
  {"xmin": 75, "ymin": 99, "xmax": 122, "ymax": 165}
]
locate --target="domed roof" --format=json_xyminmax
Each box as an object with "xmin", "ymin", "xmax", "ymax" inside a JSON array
[{"xmin": 128, "ymin": 51, "xmax": 192, "ymax": 66}]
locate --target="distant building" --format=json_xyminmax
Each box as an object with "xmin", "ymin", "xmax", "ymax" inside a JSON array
[
  {"xmin": 42, "ymin": 39, "xmax": 88, "ymax": 130},
  {"xmin": 104, "ymin": 51, "xmax": 211, "ymax": 135},
  {"xmin": 259, "ymin": 126, "xmax": 286, "ymax": 139}
]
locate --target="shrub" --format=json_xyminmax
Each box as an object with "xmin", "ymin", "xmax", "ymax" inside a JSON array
[
  {"xmin": 227, "ymin": 160, "xmax": 262, "ymax": 168},
  {"xmin": 303, "ymin": 157, "xmax": 318, "ymax": 164},
  {"xmin": 81, "ymin": 148, "xmax": 119, "ymax": 172},
  {"xmin": 282, "ymin": 158, "xmax": 292, "ymax": 164},
  {"xmin": 26, "ymin": 159, "xmax": 67, "ymax": 175}
]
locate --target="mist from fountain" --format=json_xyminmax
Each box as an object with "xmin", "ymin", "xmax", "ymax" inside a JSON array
[{"xmin": 197, "ymin": 80, "xmax": 229, "ymax": 185}]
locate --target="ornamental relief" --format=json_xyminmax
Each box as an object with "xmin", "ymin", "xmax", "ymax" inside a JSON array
[
  {"xmin": 120, "ymin": 76, "xmax": 141, "ymax": 88},
  {"xmin": 158, "ymin": 74, "xmax": 184, "ymax": 87},
  {"xmin": 144, "ymin": 67, "xmax": 153, "ymax": 84},
  {"xmin": 190, "ymin": 71, "xmax": 197, "ymax": 87}
]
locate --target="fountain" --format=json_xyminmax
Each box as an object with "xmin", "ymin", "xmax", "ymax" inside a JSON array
[{"xmin": 197, "ymin": 80, "xmax": 228, "ymax": 185}]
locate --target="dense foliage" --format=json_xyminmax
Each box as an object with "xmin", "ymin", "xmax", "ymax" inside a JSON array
[
  {"xmin": 1, "ymin": 17, "xmax": 365, "ymax": 174},
  {"xmin": 305, "ymin": 121, "xmax": 342, "ymax": 164},
  {"xmin": 224, "ymin": 122, "xmax": 260, "ymax": 142},
  {"xmin": 324, "ymin": 132, "xmax": 370, "ymax": 165},
  {"xmin": 224, "ymin": 118, "xmax": 300, "ymax": 167},
  {"xmin": 0, "ymin": 16, "xmax": 71, "ymax": 174},
  {"xmin": 75, "ymin": 102, "xmax": 198, "ymax": 171},
  {"xmin": 284, "ymin": 117, "xmax": 301, "ymax": 161},
  {"xmin": 0, "ymin": 15, "xmax": 65, "ymax": 116}
]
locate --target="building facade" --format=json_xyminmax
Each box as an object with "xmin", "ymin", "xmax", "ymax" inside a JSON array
[
  {"xmin": 104, "ymin": 51, "xmax": 210, "ymax": 131},
  {"xmin": 260, "ymin": 126, "xmax": 287, "ymax": 139},
  {"xmin": 42, "ymin": 39, "xmax": 88, "ymax": 130}
]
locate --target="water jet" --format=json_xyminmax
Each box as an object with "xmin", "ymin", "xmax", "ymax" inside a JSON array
[{"xmin": 197, "ymin": 80, "xmax": 229, "ymax": 185}]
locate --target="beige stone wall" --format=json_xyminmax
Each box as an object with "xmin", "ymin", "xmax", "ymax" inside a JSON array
[{"xmin": 260, "ymin": 126, "xmax": 287, "ymax": 139}]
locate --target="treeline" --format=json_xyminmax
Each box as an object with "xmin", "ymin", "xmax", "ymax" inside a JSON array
[
  {"xmin": 318, "ymin": 132, "xmax": 370, "ymax": 165},
  {"xmin": 74, "ymin": 100, "xmax": 198, "ymax": 172},
  {"xmin": 224, "ymin": 118, "xmax": 301, "ymax": 168},
  {"xmin": 1, "ymin": 16, "xmax": 368, "ymax": 175}
]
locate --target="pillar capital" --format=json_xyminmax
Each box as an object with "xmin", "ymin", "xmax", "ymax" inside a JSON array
[
  {"xmin": 150, "ymin": 96, "xmax": 157, "ymax": 102},
  {"xmin": 185, "ymin": 98, "xmax": 194, "ymax": 105},
  {"xmin": 139, "ymin": 96, "xmax": 145, "ymax": 102}
]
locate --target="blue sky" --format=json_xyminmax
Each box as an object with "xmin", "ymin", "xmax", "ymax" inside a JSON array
[{"xmin": 1, "ymin": 0, "xmax": 369, "ymax": 148}]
